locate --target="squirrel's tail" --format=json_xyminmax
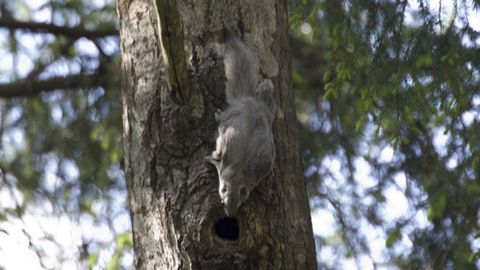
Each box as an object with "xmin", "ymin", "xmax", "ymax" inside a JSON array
[{"xmin": 224, "ymin": 39, "xmax": 260, "ymax": 104}]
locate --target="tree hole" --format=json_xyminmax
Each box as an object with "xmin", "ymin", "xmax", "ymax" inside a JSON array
[{"xmin": 214, "ymin": 217, "xmax": 239, "ymax": 241}]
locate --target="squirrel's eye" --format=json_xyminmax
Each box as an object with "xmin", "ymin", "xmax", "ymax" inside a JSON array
[{"xmin": 221, "ymin": 186, "xmax": 227, "ymax": 194}]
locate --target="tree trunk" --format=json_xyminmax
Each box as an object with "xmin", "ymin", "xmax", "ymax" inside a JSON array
[{"xmin": 117, "ymin": 0, "xmax": 316, "ymax": 269}]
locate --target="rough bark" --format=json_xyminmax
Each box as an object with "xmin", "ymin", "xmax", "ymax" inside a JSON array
[{"xmin": 117, "ymin": 0, "xmax": 316, "ymax": 269}]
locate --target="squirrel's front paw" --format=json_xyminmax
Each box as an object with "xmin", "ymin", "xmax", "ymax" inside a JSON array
[
  {"xmin": 211, "ymin": 150, "xmax": 221, "ymax": 161},
  {"xmin": 205, "ymin": 151, "xmax": 221, "ymax": 165},
  {"xmin": 256, "ymin": 79, "xmax": 274, "ymax": 94}
]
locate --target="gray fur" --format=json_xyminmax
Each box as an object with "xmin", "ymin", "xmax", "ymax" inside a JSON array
[
  {"xmin": 224, "ymin": 39, "xmax": 260, "ymax": 104},
  {"xmin": 210, "ymin": 39, "xmax": 276, "ymax": 216}
]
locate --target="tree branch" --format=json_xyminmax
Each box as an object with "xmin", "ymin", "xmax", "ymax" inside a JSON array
[
  {"xmin": 0, "ymin": 18, "xmax": 118, "ymax": 39},
  {"xmin": 0, "ymin": 74, "xmax": 106, "ymax": 98}
]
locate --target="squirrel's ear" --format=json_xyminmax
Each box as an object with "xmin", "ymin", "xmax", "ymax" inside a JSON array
[{"xmin": 205, "ymin": 152, "xmax": 221, "ymax": 166}]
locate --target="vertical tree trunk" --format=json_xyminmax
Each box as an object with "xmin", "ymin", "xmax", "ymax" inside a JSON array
[{"xmin": 117, "ymin": 0, "xmax": 316, "ymax": 269}]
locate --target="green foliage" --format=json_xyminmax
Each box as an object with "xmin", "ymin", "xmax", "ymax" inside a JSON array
[
  {"xmin": 291, "ymin": 0, "xmax": 480, "ymax": 268},
  {"xmin": 0, "ymin": 0, "xmax": 127, "ymax": 268},
  {"xmin": 87, "ymin": 252, "xmax": 99, "ymax": 270},
  {"xmin": 106, "ymin": 232, "xmax": 133, "ymax": 270},
  {"xmin": 386, "ymin": 229, "xmax": 401, "ymax": 248}
]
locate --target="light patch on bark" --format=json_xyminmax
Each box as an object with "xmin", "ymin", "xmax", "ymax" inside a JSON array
[{"xmin": 241, "ymin": 1, "xmax": 279, "ymax": 78}]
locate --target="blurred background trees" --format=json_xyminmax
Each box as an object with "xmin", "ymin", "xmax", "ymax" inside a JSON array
[
  {"xmin": 0, "ymin": 0, "xmax": 479, "ymax": 269},
  {"xmin": 0, "ymin": 0, "xmax": 127, "ymax": 268}
]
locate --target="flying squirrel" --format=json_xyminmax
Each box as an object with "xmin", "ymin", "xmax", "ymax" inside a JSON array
[{"xmin": 209, "ymin": 39, "xmax": 276, "ymax": 216}]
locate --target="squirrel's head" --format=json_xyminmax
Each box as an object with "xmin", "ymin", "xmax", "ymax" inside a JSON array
[
  {"xmin": 209, "ymin": 155, "xmax": 251, "ymax": 216},
  {"xmin": 218, "ymin": 176, "xmax": 250, "ymax": 216}
]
